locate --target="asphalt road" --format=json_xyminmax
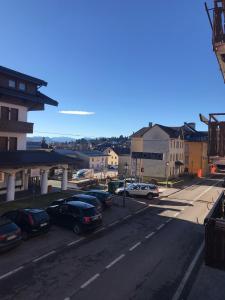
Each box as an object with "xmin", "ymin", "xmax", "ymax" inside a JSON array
[{"xmin": 0, "ymin": 177, "xmax": 223, "ymax": 300}]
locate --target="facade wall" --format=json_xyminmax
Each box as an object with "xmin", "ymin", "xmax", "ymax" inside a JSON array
[
  {"xmin": 0, "ymin": 101, "xmax": 28, "ymax": 122},
  {"xmin": 0, "ymin": 74, "xmax": 37, "ymax": 94},
  {"xmin": 118, "ymin": 155, "xmax": 131, "ymax": 176},
  {"xmin": 0, "ymin": 131, "xmax": 26, "ymax": 150},
  {"xmin": 185, "ymin": 141, "xmax": 209, "ymax": 176},
  {"xmin": 103, "ymin": 148, "xmax": 118, "ymax": 166},
  {"xmin": 89, "ymin": 156, "xmax": 107, "ymax": 171}
]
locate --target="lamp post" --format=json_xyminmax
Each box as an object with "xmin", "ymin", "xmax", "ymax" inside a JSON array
[
  {"xmin": 123, "ymin": 162, "xmax": 129, "ymax": 208},
  {"xmin": 165, "ymin": 161, "xmax": 169, "ymax": 187}
]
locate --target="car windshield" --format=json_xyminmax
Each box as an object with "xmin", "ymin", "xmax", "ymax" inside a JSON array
[
  {"xmin": 0, "ymin": 222, "xmax": 17, "ymax": 234},
  {"xmin": 82, "ymin": 208, "xmax": 96, "ymax": 217}
]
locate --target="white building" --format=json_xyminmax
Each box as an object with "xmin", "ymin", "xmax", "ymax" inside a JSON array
[
  {"xmin": 131, "ymin": 123, "xmax": 185, "ymax": 179},
  {"xmin": 0, "ymin": 66, "xmax": 73, "ymax": 201}
]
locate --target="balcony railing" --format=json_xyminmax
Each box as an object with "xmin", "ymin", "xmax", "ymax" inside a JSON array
[
  {"xmin": 213, "ymin": 1, "xmax": 225, "ymax": 45},
  {"xmin": 0, "ymin": 119, "xmax": 33, "ymax": 134}
]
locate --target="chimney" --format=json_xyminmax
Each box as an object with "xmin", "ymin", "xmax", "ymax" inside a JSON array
[{"xmin": 149, "ymin": 122, "xmax": 153, "ymax": 128}]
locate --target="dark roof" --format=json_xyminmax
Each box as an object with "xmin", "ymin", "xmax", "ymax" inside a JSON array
[
  {"xmin": 114, "ymin": 147, "xmax": 130, "ymax": 155},
  {"xmin": 0, "ymin": 87, "xmax": 58, "ymax": 107},
  {"xmin": 184, "ymin": 131, "xmax": 208, "ymax": 142},
  {"xmin": 0, "ymin": 66, "xmax": 47, "ymax": 86},
  {"xmin": 131, "ymin": 127, "xmax": 150, "ymax": 138},
  {"xmin": 78, "ymin": 150, "xmax": 108, "ymax": 157},
  {"xmin": 0, "ymin": 150, "xmax": 79, "ymax": 168},
  {"xmin": 156, "ymin": 124, "xmax": 181, "ymax": 138}
]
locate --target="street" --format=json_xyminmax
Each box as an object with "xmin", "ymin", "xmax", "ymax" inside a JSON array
[{"xmin": 0, "ymin": 177, "xmax": 223, "ymax": 300}]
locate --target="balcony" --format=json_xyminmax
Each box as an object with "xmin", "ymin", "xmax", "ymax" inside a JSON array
[
  {"xmin": 212, "ymin": 1, "xmax": 225, "ymax": 81},
  {"xmin": 0, "ymin": 119, "xmax": 33, "ymax": 134}
]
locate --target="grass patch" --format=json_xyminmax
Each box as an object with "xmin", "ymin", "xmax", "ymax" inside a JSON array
[{"xmin": 0, "ymin": 191, "xmax": 73, "ymax": 214}]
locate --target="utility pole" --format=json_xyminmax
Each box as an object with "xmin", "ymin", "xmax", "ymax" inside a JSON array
[{"xmin": 123, "ymin": 162, "xmax": 128, "ymax": 208}]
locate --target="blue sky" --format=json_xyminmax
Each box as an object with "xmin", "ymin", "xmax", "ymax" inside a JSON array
[{"xmin": 0, "ymin": 0, "xmax": 223, "ymax": 137}]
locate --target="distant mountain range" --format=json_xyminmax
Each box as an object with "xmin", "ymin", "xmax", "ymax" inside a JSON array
[{"xmin": 27, "ymin": 136, "xmax": 76, "ymax": 143}]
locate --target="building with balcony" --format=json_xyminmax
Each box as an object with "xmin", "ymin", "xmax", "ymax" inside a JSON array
[{"xmin": 0, "ymin": 66, "xmax": 75, "ymax": 201}]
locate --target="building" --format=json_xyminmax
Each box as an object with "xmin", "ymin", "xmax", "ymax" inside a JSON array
[
  {"xmin": 102, "ymin": 147, "xmax": 118, "ymax": 167},
  {"xmin": 184, "ymin": 131, "xmax": 209, "ymax": 176},
  {"xmin": 116, "ymin": 148, "xmax": 131, "ymax": 177},
  {"xmin": 131, "ymin": 123, "xmax": 185, "ymax": 180},
  {"xmin": 0, "ymin": 66, "xmax": 74, "ymax": 201}
]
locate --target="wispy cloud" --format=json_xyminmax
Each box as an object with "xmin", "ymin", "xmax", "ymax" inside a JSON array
[{"xmin": 59, "ymin": 110, "xmax": 95, "ymax": 115}]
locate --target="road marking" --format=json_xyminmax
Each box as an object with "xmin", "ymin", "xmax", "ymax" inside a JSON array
[
  {"xmin": 166, "ymin": 218, "xmax": 172, "ymax": 223},
  {"xmin": 129, "ymin": 241, "xmax": 141, "ymax": 251},
  {"xmin": 156, "ymin": 223, "xmax": 165, "ymax": 230},
  {"xmin": 94, "ymin": 227, "xmax": 106, "ymax": 234},
  {"xmin": 145, "ymin": 231, "xmax": 155, "ymax": 239},
  {"xmin": 108, "ymin": 220, "xmax": 119, "ymax": 227},
  {"xmin": 135, "ymin": 207, "xmax": 148, "ymax": 214},
  {"xmin": 105, "ymin": 254, "xmax": 125, "ymax": 269},
  {"xmin": 172, "ymin": 242, "xmax": 204, "ymax": 300},
  {"xmin": 194, "ymin": 181, "xmax": 220, "ymax": 201},
  {"xmin": 67, "ymin": 237, "xmax": 85, "ymax": 246},
  {"xmin": 64, "ymin": 298, "xmax": 70, "ymax": 300},
  {"xmin": 174, "ymin": 212, "xmax": 180, "ymax": 217},
  {"xmin": 123, "ymin": 214, "xmax": 132, "ymax": 220},
  {"xmin": 0, "ymin": 266, "xmax": 24, "ymax": 280},
  {"xmin": 33, "ymin": 250, "xmax": 56, "ymax": 263},
  {"xmin": 80, "ymin": 273, "xmax": 100, "ymax": 289}
]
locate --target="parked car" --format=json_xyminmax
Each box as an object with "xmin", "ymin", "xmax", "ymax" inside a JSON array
[
  {"xmin": 2, "ymin": 208, "xmax": 51, "ymax": 240},
  {"xmin": 64, "ymin": 194, "xmax": 102, "ymax": 213},
  {"xmin": 0, "ymin": 217, "xmax": 22, "ymax": 252},
  {"xmin": 115, "ymin": 183, "xmax": 159, "ymax": 200},
  {"xmin": 84, "ymin": 190, "xmax": 113, "ymax": 209},
  {"xmin": 46, "ymin": 201, "xmax": 102, "ymax": 234}
]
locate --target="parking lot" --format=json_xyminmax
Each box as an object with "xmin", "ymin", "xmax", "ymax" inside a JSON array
[{"xmin": 0, "ymin": 194, "xmax": 154, "ymax": 278}]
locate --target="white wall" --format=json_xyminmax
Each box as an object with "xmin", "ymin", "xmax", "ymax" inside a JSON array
[
  {"xmin": 0, "ymin": 131, "xmax": 26, "ymax": 150},
  {"xmin": 0, "ymin": 101, "xmax": 28, "ymax": 122}
]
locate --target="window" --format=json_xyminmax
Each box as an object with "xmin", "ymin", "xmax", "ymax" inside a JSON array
[
  {"xmin": 9, "ymin": 137, "xmax": 17, "ymax": 151},
  {"xmin": 0, "ymin": 137, "xmax": 8, "ymax": 151},
  {"xmin": 176, "ymin": 153, "xmax": 178, "ymax": 161},
  {"xmin": 9, "ymin": 80, "xmax": 16, "ymax": 88},
  {"xmin": 19, "ymin": 82, "xmax": 26, "ymax": 91},
  {"xmin": 1, "ymin": 106, "xmax": 10, "ymax": 120},
  {"xmin": 0, "ymin": 172, "xmax": 4, "ymax": 182},
  {"xmin": 10, "ymin": 108, "xmax": 18, "ymax": 121},
  {"xmin": 92, "ymin": 158, "xmax": 94, "ymax": 162}
]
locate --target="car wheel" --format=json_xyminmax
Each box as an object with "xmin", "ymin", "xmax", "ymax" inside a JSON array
[
  {"xmin": 22, "ymin": 231, "xmax": 29, "ymax": 241},
  {"xmin": 73, "ymin": 224, "xmax": 81, "ymax": 235},
  {"xmin": 147, "ymin": 193, "xmax": 153, "ymax": 200}
]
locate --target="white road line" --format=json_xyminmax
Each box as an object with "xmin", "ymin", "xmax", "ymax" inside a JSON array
[
  {"xmin": 193, "ymin": 181, "xmax": 220, "ymax": 201},
  {"xmin": 94, "ymin": 227, "xmax": 106, "ymax": 234},
  {"xmin": 33, "ymin": 250, "xmax": 56, "ymax": 263},
  {"xmin": 64, "ymin": 298, "xmax": 70, "ymax": 300},
  {"xmin": 172, "ymin": 242, "xmax": 204, "ymax": 300},
  {"xmin": 135, "ymin": 207, "xmax": 148, "ymax": 214},
  {"xmin": 67, "ymin": 237, "xmax": 85, "ymax": 246},
  {"xmin": 108, "ymin": 220, "xmax": 119, "ymax": 227},
  {"xmin": 174, "ymin": 212, "xmax": 180, "ymax": 217},
  {"xmin": 80, "ymin": 273, "xmax": 100, "ymax": 289},
  {"xmin": 105, "ymin": 254, "xmax": 125, "ymax": 269},
  {"xmin": 145, "ymin": 231, "xmax": 155, "ymax": 239},
  {"xmin": 123, "ymin": 214, "xmax": 132, "ymax": 220},
  {"xmin": 166, "ymin": 218, "xmax": 172, "ymax": 223},
  {"xmin": 0, "ymin": 266, "xmax": 24, "ymax": 280},
  {"xmin": 156, "ymin": 223, "xmax": 165, "ymax": 231},
  {"xmin": 129, "ymin": 241, "xmax": 141, "ymax": 251}
]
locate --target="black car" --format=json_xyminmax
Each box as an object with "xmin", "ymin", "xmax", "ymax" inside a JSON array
[
  {"xmin": 2, "ymin": 208, "xmax": 50, "ymax": 240},
  {"xmin": 65, "ymin": 194, "xmax": 102, "ymax": 213},
  {"xmin": 46, "ymin": 201, "xmax": 102, "ymax": 234},
  {"xmin": 0, "ymin": 217, "xmax": 22, "ymax": 252},
  {"xmin": 84, "ymin": 190, "xmax": 113, "ymax": 209}
]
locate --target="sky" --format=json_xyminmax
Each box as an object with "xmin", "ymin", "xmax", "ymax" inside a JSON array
[{"xmin": 0, "ymin": 0, "xmax": 224, "ymax": 138}]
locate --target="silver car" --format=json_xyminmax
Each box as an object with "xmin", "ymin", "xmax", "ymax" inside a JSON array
[{"xmin": 115, "ymin": 183, "xmax": 159, "ymax": 200}]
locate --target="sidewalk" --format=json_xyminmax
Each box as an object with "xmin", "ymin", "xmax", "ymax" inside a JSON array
[{"xmin": 188, "ymin": 262, "xmax": 225, "ymax": 300}]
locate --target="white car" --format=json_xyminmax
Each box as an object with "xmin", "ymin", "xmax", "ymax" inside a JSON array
[{"xmin": 115, "ymin": 183, "xmax": 159, "ymax": 200}]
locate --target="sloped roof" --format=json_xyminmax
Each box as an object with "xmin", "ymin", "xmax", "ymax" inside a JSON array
[
  {"xmin": 156, "ymin": 124, "xmax": 181, "ymax": 138},
  {"xmin": 131, "ymin": 127, "xmax": 151, "ymax": 138},
  {"xmin": 0, "ymin": 150, "xmax": 78, "ymax": 168},
  {"xmin": 0, "ymin": 66, "xmax": 47, "ymax": 86}
]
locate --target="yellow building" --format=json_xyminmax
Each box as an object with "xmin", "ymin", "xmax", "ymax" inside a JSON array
[
  {"xmin": 184, "ymin": 134, "xmax": 209, "ymax": 177},
  {"xmin": 103, "ymin": 147, "xmax": 119, "ymax": 167}
]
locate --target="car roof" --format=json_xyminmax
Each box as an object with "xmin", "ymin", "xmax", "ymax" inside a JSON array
[
  {"xmin": 88, "ymin": 190, "xmax": 109, "ymax": 194},
  {"xmin": 67, "ymin": 201, "xmax": 94, "ymax": 209},
  {"xmin": 0, "ymin": 216, "xmax": 13, "ymax": 225},
  {"xmin": 23, "ymin": 208, "xmax": 45, "ymax": 214},
  {"xmin": 72, "ymin": 194, "xmax": 97, "ymax": 200}
]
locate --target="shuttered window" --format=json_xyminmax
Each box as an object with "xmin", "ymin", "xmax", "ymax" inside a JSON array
[
  {"xmin": 10, "ymin": 108, "xmax": 18, "ymax": 121},
  {"xmin": 9, "ymin": 137, "xmax": 17, "ymax": 151},
  {"xmin": 1, "ymin": 106, "xmax": 9, "ymax": 120},
  {"xmin": 0, "ymin": 137, "xmax": 8, "ymax": 151}
]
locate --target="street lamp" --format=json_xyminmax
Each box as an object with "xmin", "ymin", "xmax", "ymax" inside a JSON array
[
  {"xmin": 123, "ymin": 162, "xmax": 129, "ymax": 208},
  {"xmin": 165, "ymin": 161, "xmax": 169, "ymax": 187}
]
